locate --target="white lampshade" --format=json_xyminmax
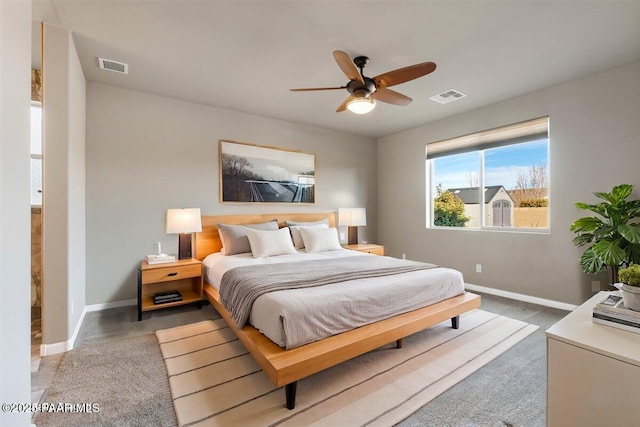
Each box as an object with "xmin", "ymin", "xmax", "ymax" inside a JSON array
[
  {"xmin": 338, "ymin": 208, "xmax": 367, "ymax": 227},
  {"xmin": 166, "ymin": 208, "xmax": 202, "ymax": 234},
  {"xmin": 346, "ymin": 98, "xmax": 376, "ymax": 114}
]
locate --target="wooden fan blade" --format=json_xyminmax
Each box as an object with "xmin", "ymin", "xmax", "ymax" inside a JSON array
[
  {"xmin": 336, "ymin": 95, "xmax": 355, "ymax": 112},
  {"xmin": 373, "ymin": 62, "xmax": 436, "ymax": 88},
  {"xmin": 333, "ymin": 50, "xmax": 364, "ymax": 84},
  {"xmin": 290, "ymin": 86, "xmax": 346, "ymax": 92},
  {"xmin": 372, "ymin": 87, "xmax": 413, "ymax": 106}
]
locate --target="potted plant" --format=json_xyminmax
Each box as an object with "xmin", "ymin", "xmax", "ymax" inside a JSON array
[
  {"xmin": 616, "ymin": 264, "xmax": 640, "ymax": 311},
  {"xmin": 570, "ymin": 184, "xmax": 640, "ymax": 285}
]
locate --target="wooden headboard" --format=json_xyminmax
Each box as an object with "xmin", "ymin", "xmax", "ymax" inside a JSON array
[{"xmin": 194, "ymin": 212, "xmax": 336, "ymax": 260}]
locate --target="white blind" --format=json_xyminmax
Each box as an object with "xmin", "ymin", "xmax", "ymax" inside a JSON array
[{"xmin": 426, "ymin": 116, "xmax": 549, "ymax": 159}]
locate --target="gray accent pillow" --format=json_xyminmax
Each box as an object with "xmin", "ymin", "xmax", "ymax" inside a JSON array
[
  {"xmin": 218, "ymin": 220, "xmax": 279, "ymax": 255},
  {"xmin": 285, "ymin": 219, "xmax": 330, "ymax": 249}
]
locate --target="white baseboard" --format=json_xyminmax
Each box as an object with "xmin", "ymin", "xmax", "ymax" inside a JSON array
[
  {"xmin": 40, "ymin": 298, "xmax": 137, "ymax": 356},
  {"xmin": 85, "ymin": 298, "xmax": 137, "ymax": 312},
  {"xmin": 40, "ymin": 307, "xmax": 87, "ymax": 356},
  {"xmin": 465, "ymin": 283, "xmax": 578, "ymax": 311},
  {"xmin": 68, "ymin": 305, "xmax": 88, "ymax": 349},
  {"xmin": 38, "ymin": 289, "xmax": 572, "ymax": 356},
  {"xmin": 40, "ymin": 340, "xmax": 70, "ymax": 356}
]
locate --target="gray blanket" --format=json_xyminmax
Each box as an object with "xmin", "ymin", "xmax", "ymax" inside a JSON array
[{"xmin": 219, "ymin": 255, "xmax": 439, "ymax": 328}]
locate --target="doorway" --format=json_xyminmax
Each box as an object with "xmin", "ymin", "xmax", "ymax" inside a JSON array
[
  {"xmin": 492, "ymin": 199, "xmax": 512, "ymax": 227},
  {"xmin": 31, "ymin": 73, "xmax": 43, "ymax": 358}
]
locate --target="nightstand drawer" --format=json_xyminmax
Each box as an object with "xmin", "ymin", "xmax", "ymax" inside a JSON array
[
  {"xmin": 361, "ymin": 247, "xmax": 384, "ymax": 256},
  {"xmin": 343, "ymin": 244, "xmax": 384, "ymax": 256},
  {"xmin": 141, "ymin": 264, "xmax": 201, "ymax": 284}
]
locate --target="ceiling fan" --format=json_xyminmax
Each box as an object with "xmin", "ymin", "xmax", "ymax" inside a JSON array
[{"xmin": 290, "ymin": 50, "xmax": 436, "ymax": 114}]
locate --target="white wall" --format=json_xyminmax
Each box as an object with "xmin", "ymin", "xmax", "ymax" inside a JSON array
[
  {"xmin": 378, "ymin": 60, "xmax": 640, "ymax": 305},
  {"xmin": 42, "ymin": 23, "xmax": 86, "ymax": 348},
  {"xmin": 0, "ymin": 1, "xmax": 32, "ymax": 425},
  {"xmin": 86, "ymin": 83, "xmax": 377, "ymax": 304}
]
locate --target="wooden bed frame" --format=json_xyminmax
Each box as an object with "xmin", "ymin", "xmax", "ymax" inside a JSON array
[{"xmin": 195, "ymin": 212, "xmax": 481, "ymax": 410}]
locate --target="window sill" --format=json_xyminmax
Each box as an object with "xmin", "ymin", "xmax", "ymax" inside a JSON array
[{"xmin": 428, "ymin": 225, "xmax": 550, "ymax": 235}]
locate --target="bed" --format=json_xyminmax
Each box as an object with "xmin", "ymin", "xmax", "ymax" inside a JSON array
[{"xmin": 195, "ymin": 212, "xmax": 481, "ymax": 409}]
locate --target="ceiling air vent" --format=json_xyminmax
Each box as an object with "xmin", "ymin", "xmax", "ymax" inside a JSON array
[
  {"xmin": 430, "ymin": 89, "xmax": 466, "ymax": 104},
  {"xmin": 98, "ymin": 58, "xmax": 129, "ymax": 74}
]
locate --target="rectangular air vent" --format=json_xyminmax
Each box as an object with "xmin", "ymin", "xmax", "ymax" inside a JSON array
[
  {"xmin": 430, "ymin": 89, "xmax": 466, "ymax": 104},
  {"xmin": 98, "ymin": 58, "xmax": 129, "ymax": 74}
]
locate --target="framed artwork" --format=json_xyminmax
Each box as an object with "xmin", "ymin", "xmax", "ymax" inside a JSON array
[{"xmin": 219, "ymin": 140, "xmax": 316, "ymax": 204}]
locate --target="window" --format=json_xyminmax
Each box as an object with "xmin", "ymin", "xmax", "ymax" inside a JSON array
[
  {"xmin": 31, "ymin": 102, "xmax": 42, "ymax": 206},
  {"xmin": 427, "ymin": 117, "xmax": 549, "ymax": 231}
]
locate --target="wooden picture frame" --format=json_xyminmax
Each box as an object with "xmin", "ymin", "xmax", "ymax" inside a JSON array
[{"xmin": 219, "ymin": 140, "xmax": 316, "ymax": 204}]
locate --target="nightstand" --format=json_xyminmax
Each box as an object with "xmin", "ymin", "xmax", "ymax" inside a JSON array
[
  {"xmin": 137, "ymin": 258, "xmax": 203, "ymax": 321},
  {"xmin": 344, "ymin": 243, "xmax": 384, "ymax": 256}
]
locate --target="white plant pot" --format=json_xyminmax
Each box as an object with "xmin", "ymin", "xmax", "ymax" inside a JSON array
[{"xmin": 617, "ymin": 283, "xmax": 640, "ymax": 311}]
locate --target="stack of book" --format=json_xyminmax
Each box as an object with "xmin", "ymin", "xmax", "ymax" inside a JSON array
[
  {"xmin": 153, "ymin": 291, "xmax": 182, "ymax": 305},
  {"xmin": 592, "ymin": 294, "xmax": 640, "ymax": 334},
  {"xmin": 146, "ymin": 254, "xmax": 176, "ymax": 265}
]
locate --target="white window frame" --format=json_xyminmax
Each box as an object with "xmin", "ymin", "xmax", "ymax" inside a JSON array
[{"xmin": 426, "ymin": 117, "xmax": 550, "ymax": 233}]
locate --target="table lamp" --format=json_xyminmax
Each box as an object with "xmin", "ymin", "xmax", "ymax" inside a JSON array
[
  {"xmin": 338, "ymin": 207, "xmax": 367, "ymax": 245},
  {"xmin": 166, "ymin": 208, "xmax": 202, "ymax": 259}
]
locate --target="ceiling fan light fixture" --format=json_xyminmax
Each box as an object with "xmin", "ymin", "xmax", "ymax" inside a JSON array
[
  {"xmin": 291, "ymin": 50, "xmax": 435, "ymax": 113},
  {"xmin": 346, "ymin": 97, "xmax": 376, "ymax": 114}
]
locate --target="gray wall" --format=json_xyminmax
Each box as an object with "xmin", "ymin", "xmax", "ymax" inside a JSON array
[
  {"xmin": 67, "ymin": 27, "xmax": 87, "ymax": 337},
  {"xmin": 86, "ymin": 83, "xmax": 377, "ymax": 305},
  {"xmin": 0, "ymin": 0, "xmax": 32, "ymax": 424},
  {"xmin": 377, "ymin": 60, "xmax": 640, "ymax": 305},
  {"xmin": 42, "ymin": 23, "xmax": 86, "ymax": 346}
]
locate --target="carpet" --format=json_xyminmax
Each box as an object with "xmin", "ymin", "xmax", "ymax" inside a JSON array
[
  {"xmin": 156, "ymin": 309, "xmax": 538, "ymax": 427},
  {"xmin": 33, "ymin": 334, "xmax": 177, "ymax": 427}
]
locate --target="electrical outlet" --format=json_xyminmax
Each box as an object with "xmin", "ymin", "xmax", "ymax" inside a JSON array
[
  {"xmin": 591, "ymin": 281, "xmax": 600, "ymax": 292},
  {"xmin": 476, "ymin": 264, "xmax": 482, "ymax": 273},
  {"xmin": 402, "ymin": 253, "xmax": 406, "ymax": 260}
]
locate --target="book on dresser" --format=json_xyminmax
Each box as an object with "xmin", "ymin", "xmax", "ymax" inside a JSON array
[{"xmin": 592, "ymin": 293, "xmax": 640, "ymax": 334}]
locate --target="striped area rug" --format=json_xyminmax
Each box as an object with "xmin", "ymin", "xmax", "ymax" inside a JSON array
[{"xmin": 156, "ymin": 310, "xmax": 537, "ymax": 427}]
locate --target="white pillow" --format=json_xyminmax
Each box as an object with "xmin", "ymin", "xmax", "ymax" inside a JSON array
[
  {"xmin": 289, "ymin": 223, "xmax": 329, "ymax": 249},
  {"xmin": 245, "ymin": 227, "xmax": 297, "ymax": 258},
  {"xmin": 217, "ymin": 220, "xmax": 279, "ymax": 255},
  {"xmin": 299, "ymin": 227, "xmax": 342, "ymax": 253}
]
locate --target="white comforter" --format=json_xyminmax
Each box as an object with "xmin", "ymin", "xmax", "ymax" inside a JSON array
[{"xmin": 203, "ymin": 249, "xmax": 465, "ymax": 349}]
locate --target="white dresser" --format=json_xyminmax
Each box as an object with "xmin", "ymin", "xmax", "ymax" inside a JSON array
[{"xmin": 546, "ymin": 291, "xmax": 640, "ymax": 427}]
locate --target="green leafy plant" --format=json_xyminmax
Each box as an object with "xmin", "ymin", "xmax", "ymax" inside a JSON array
[
  {"xmin": 570, "ymin": 184, "xmax": 640, "ymax": 283},
  {"xmin": 433, "ymin": 184, "xmax": 470, "ymax": 227},
  {"xmin": 619, "ymin": 264, "xmax": 640, "ymax": 287}
]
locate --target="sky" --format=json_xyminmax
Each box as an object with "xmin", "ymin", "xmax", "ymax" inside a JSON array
[{"xmin": 430, "ymin": 139, "xmax": 548, "ymax": 191}]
